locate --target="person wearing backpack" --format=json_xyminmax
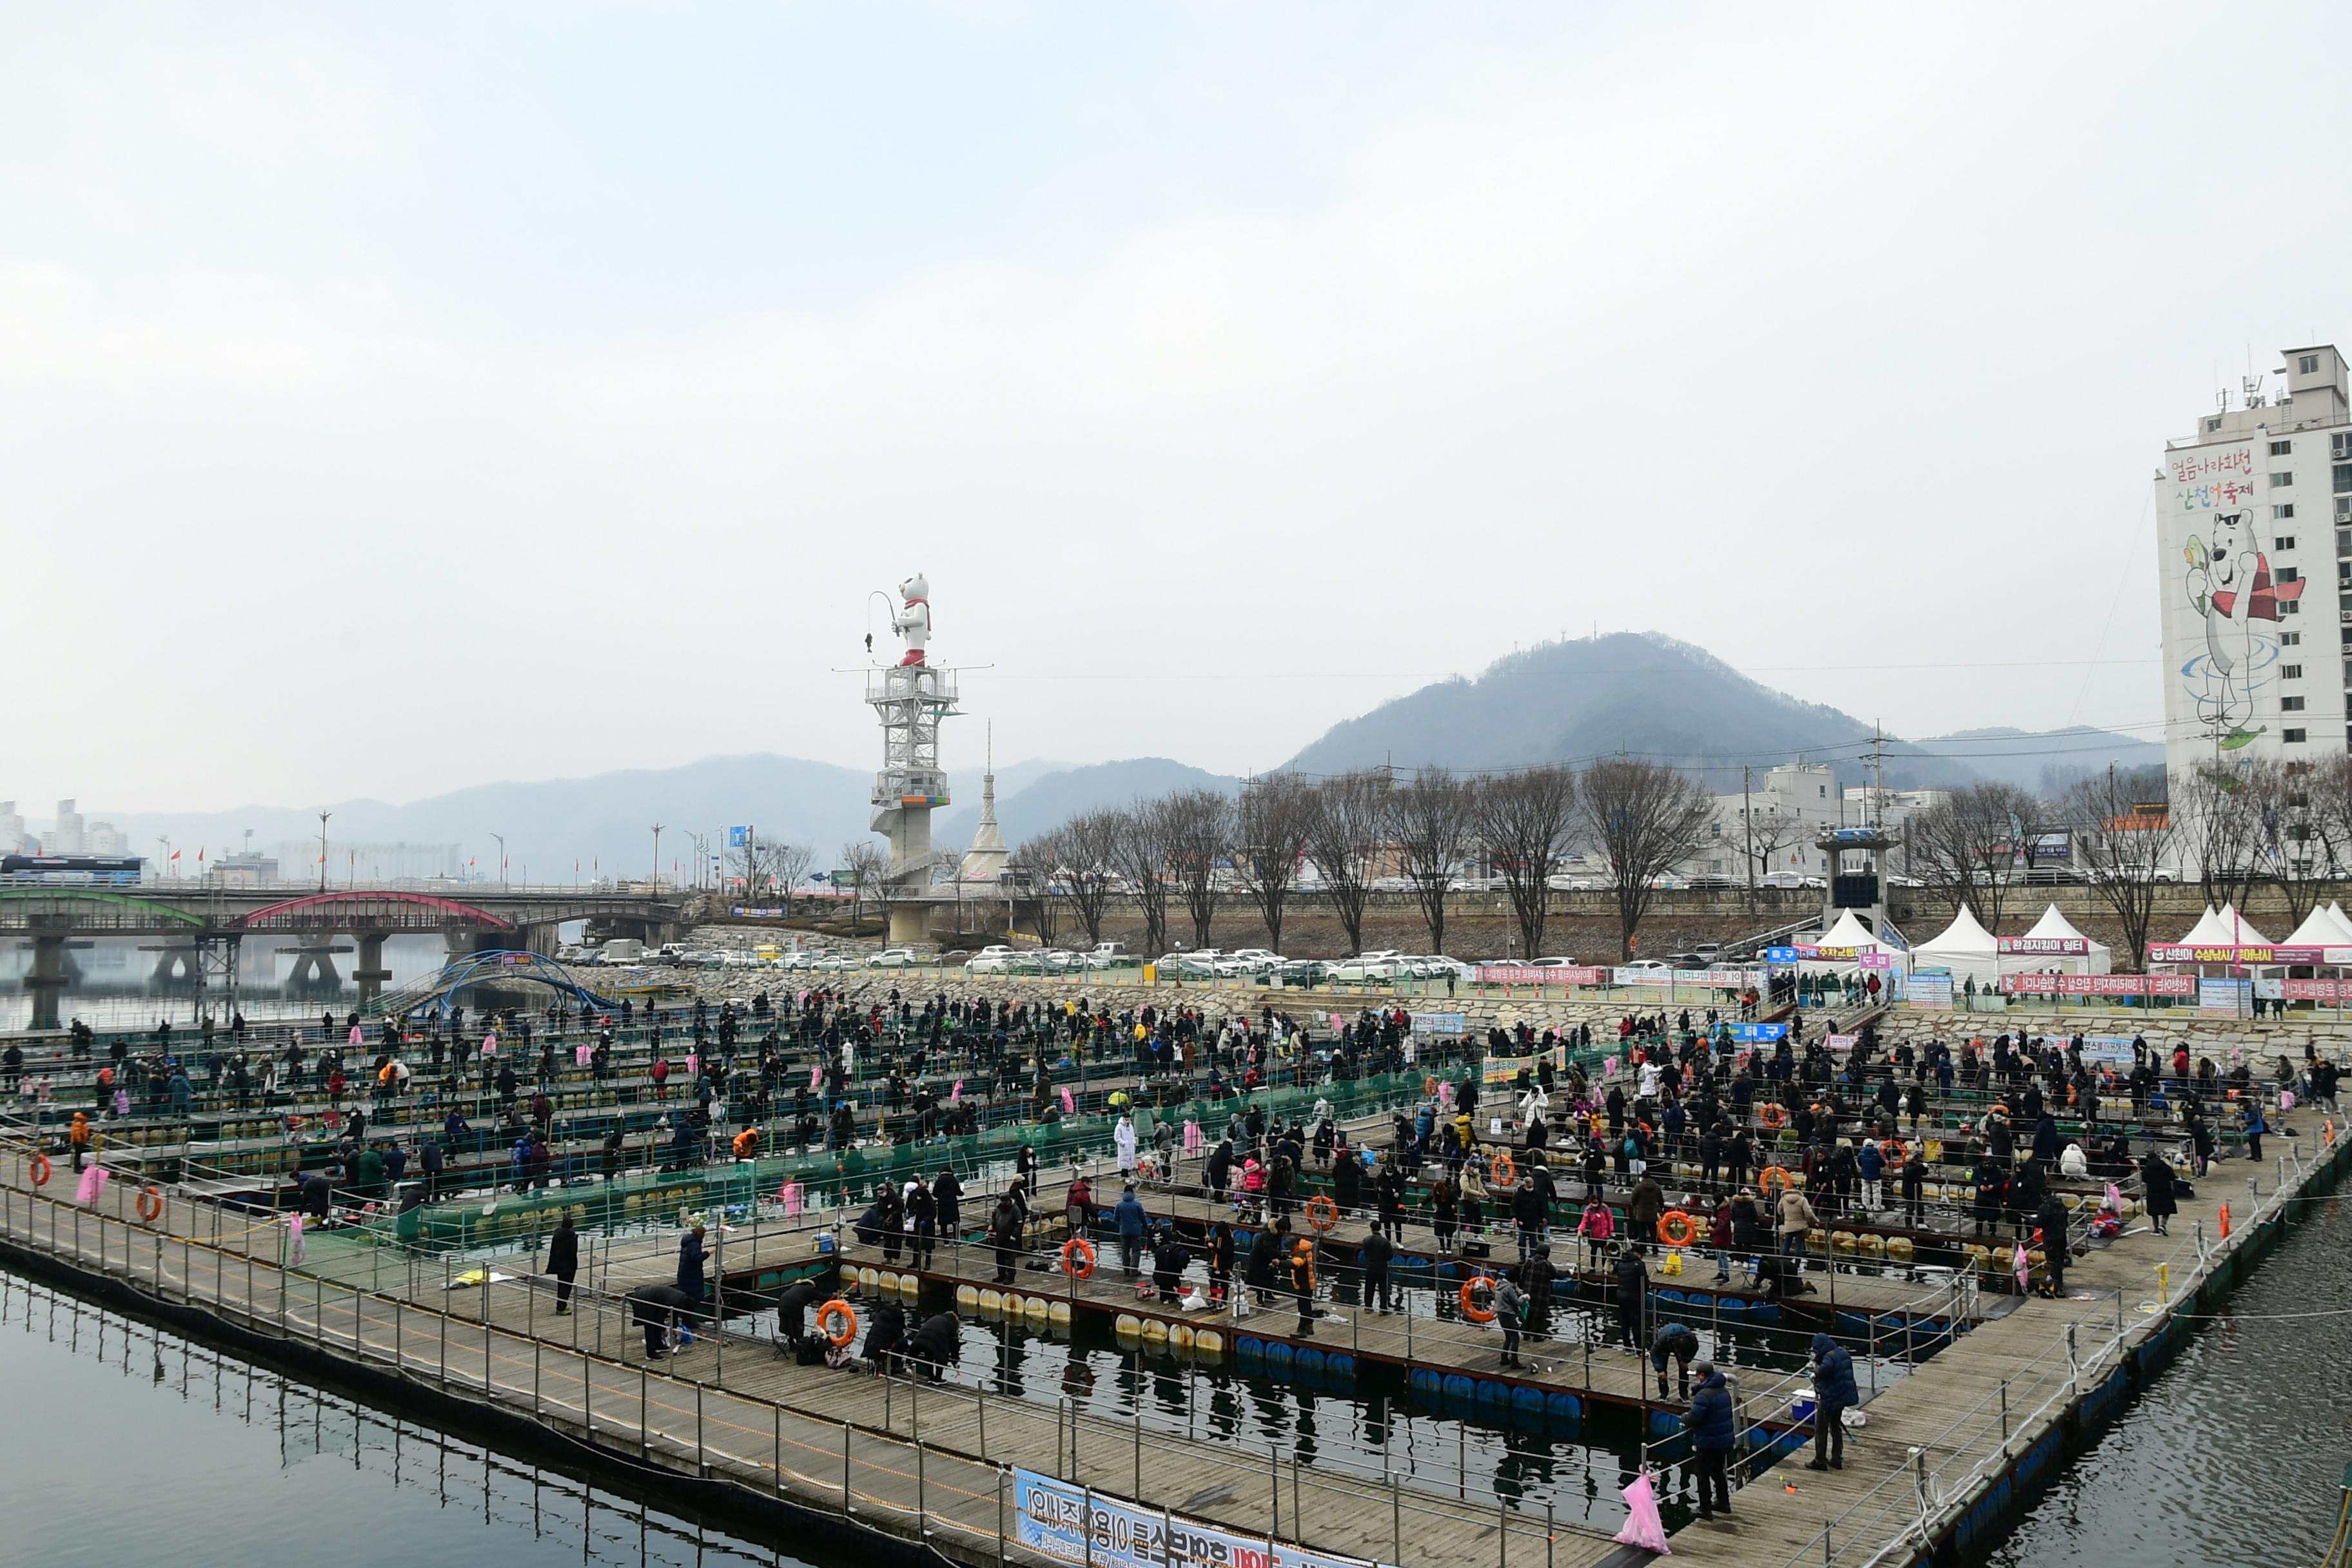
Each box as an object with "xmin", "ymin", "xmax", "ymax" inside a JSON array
[{"xmin": 1683, "ymin": 1361, "xmax": 1736, "ymax": 1519}]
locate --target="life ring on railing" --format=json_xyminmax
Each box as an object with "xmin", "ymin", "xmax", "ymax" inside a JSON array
[
  {"xmin": 816, "ymin": 1299, "xmax": 859, "ymax": 1347},
  {"xmin": 1759, "ymin": 1166, "xmax": 1792, "ymax": 1195},
  {"xmin": 1883, "ymin": 1139, "xmax": 1908, "ymax": 1167},
  {"xmin": 28, "ymin": 1153, "xmax": 52, "ymax": 1188},
  {"xmin": 1061, "ymin": 1237, "xmax": 1097, "ymax": 1279},
  {"xmin": 1657, "ymin": 1210, "xmax": 1698, "ymax": 1248},
  {"xmin": 1460, "ymin": 1275, "xmax": 1498, "ymax": 1324},
  {"xmin": 1491, "ymin": 1152, "xmax": 1518, "ymax": 1187},
  {"xmin": 1987, "ymin": 1103, "xmax": 2010, "ymax": 1121},
  {"xmin": 1306, "ymin": 1194, "xmax": 1340, "ymax": 1233},
  {"xmin": 1758, "ymin": 1104, "xmax": 1787, "ymax": 1130},
  {"xmin": 1424, "ymin": 1075, "xmax": 1440, "ymax": 1097},
  {"xmin": 137, "ymin": 1185, "xmax": 163, "ymax": 1222}
]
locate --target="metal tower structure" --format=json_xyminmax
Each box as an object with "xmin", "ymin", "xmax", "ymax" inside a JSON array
[{"xmin": 867, "ymin": 573, "xmax": 961, "ymax": 943}]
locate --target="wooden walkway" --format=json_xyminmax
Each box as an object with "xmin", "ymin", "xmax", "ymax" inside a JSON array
[{"xmin": 0, "ymin": 1152, "xmax": 1619, "ymax": 1568}]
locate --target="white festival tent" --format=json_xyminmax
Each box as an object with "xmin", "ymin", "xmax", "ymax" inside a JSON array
[
  {"xmin": 2283, "ymin": 907, "xmax": 2349, "ymax": 949},
  {"xmin": 2172, "ymin": 903, "xmax": 2272, "ymax": 948},
  {"xmin": 2014, "ymin": 902, "xmax": 2113, "ymax": 975},
  {"xmin": 2324, "ymin": 903, "xmax": 2352, "ymax": 945},
  {"xmin": 1908, "ymin": 904, "xmax": 2001, "ymax": 987}
]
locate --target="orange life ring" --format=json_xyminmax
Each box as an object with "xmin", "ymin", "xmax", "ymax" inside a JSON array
[
  {"xmin": 1988, "ymin": 1103, "xmax": 2010, "ymax": 1120},
  {"xmin": 1759, "ymin": 1166, "xmax": 1792, "ymax": 1195},
  {"xmin": 1306, "ymin": 1194, "xmax": 1340, "ymax": 1233},
  {"xmin": 1061, "ymin": 1236, "xmax": 1097, "ymax": 1279},
  {"xmin": 1491, "ymin": 1153, "xmax": 1518, "ymax": 1186},
  {"xmin": 816, "ymin": 1298, "xmax": 858, "ymax": 1347},
  {"xmin": 1657, "ymin": 1210, "xmax": 1697, "ymax": 1248},
  {"xmin": 137, "ymin": 1185, "xmax": 163, "ymax": 1222},
  {"xmin": 28, "ymin": 1153, "xmax": 52, "ymax": 1188},
  {"xmin": 1460, "ymin": 1275, "xmax": 1498, "ymax": 1324},
  {"xmin": 1424, "ymin": 1075, "xmax": 1440, "ymax": 1097},
  {"xmin": 1758, "ymin": 1104, "xmax": 1787, "ymax": 1130}
]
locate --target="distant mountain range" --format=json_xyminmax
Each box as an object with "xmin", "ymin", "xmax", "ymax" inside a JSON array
[{"xmin": 40, "ymin": 632, "xmax": 2162, "ymax": 874}]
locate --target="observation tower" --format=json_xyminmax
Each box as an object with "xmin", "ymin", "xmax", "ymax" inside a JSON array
[{"xmin": 867, "ymin": 573, "xmax": 959, "ymax": 943}]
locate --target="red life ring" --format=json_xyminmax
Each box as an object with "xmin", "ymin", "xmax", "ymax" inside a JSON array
[
  {"xmin": 137, "ymin": 1185, "xmax": 164, "ymax": 1222},
  {"xmin": 817, "ymin": 1298, "xmax": 859, "ymax": 1346},
  {"xmin": 1657, "ymin": 1210, "xmax": 1697, "ymax": 1248},
  {"xmin": 1460, "ymin": 1275, "xmax": 1499, "ymax": 1324},
  {"xmin": 1758, "ymin": 1104, "xmax": 1787, "ymax": 1130},
  {"xmin": 28, "ymin": 1153, "xmax": 52, "ymax": 1188},
  {"xmin": 1491, "ymin": 1153, "xmax": 1518, "ymax": 1186},
  {"xmin": 1061, "ymin": 1236, "xmax": 1097, "ymax": 1279},
  {"xmin": 1306, "ymin": 1195, "xmax": 1340, "ymax": 1233}
]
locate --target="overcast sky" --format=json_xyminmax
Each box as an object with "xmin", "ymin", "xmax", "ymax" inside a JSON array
[{"xmin": 9, "ymin": 3, "xmax": 2346, "ymax": 816}]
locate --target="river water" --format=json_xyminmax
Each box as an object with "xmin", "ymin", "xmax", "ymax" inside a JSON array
[{"xmin": 1987, "ymin": 1186, "xmax": 2350, "ymax": 1566}]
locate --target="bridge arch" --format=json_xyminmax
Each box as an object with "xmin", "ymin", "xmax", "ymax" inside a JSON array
[{"xmin": 239, "ymin": 890, "xmax": 516, "ymax": 932}]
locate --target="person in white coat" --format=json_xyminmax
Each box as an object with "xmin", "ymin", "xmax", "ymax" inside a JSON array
[{"xmin": 1114, "ymin": 1113, "xmax": 1138, "ymax": 1176}]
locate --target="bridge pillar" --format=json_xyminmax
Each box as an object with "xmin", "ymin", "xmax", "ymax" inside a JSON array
[
  {"xmin": 354, "ymin": 932, "xmax": 390, "ymax": 1007},
  {"xmin": 25, "ymin": 918, "xmax": 69, "ymax": 1032},
  {"xmin": 284, "ymin": 945, "xmax": 346, "ymax": 995},
  {"xmin": 148, "ymin": 946, "xmax": 201, "ymax": 992}
]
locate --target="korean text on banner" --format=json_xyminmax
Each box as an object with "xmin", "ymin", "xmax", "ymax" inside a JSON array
[{"xmin": 1012, "ymin": 1468, "xmax": 1398, "ymax": 1568}]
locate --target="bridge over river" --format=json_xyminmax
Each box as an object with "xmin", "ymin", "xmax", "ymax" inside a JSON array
[{"xmin": 1, "ymin": 885, "xmax": 689, "ymax": 1027}]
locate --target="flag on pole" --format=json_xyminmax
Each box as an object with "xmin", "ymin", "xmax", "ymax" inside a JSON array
[
  {"xmin": 169, "ymin": 849, "xmax": 180, "ymax": 861},
  {"xmin": 197, "ymin": 848, "xmax": 204, "ymax": 862}
]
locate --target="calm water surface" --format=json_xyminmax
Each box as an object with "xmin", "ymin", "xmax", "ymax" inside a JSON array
[
  {"xmin": 0, "ymin": 1275, "xmax": 807, "ymax": 1568},
  {"xmin": 1987, "ymin": 1188, "xmax": 2350, "ymax": 1566}
]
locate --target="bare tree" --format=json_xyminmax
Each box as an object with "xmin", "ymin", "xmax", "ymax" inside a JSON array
[
  {"xmin": 1739, "ymin": 801, "xmax": 1807, "ymax": 899},
  {"xmin": 2061, "ymin": 769, "xmax": 2176, "ymax": 970},
  {"xmin": 1159, "ymin": 789, "xmax": 1235, "ymax": 948},
  {"xmin": 1108, "ymin": 804, "xmax": 1174, "ymax": 957},
  {"xmin": 1576, "ymin": 757, "xmax": 1715, "ymax": 961},
  {"xmin": 1472, "ymin": 767, "xmax": 1578, "ymax": 960},
  {"xmin": 1008, "ymin": 831, "xmax": 1063, "ymax": 947},
  {"xmin": 839, "ymin": 841, "xmax": 888, "ymax": 928},
  {"xmin": 1391, "ymin": 768, "xmax": 1473, "ymax": 956},
  {"xmin": 2173, "ymin": 767, "xmax": 2263, "ymax": 916},
  {"xmin": 1906, "ymin": 782, "xmax": 2041, "ymax": 928},
  {"xmin": 1236, "ymin": 772, "xmax": 1317, "ymax": 954},
  {"xmin": 1038, "ymin": 809, "xmax": 1122, "ymax": 948},
  {"xmin": 763, "ymin": 841, "xmax": 816, "ymax": 911},
  {"xmin": 2243, "ymin": 758, "xmax": 2338, "ymax": 928},
  {"xmin": 2303, "ymin": 756, "xmax": 2352, "ymax": 909},
  {"xmin": 1304, "ymin": 770, "xmax": 1391, "ymax": 956}
]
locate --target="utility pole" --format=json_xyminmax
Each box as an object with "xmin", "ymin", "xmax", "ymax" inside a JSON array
[
  {"xmin": 1743, "ymin": 765, "xmax": 1755, "ymax": 913},
  {"xmin": 317, "ymin": 812, "xmax": 331, "ymax": 893},
  {"xmin": 491, "ymin": 832, "xmax": 507, "ymax": 888},
  {"xmin": 651, "ymin": 824, "xmax": 665, "ymax": 892}
]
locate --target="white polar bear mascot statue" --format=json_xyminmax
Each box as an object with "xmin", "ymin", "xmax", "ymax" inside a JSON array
[{"xmin": 892, "ymin": 573, "xmax": 931, "ymax": 667}]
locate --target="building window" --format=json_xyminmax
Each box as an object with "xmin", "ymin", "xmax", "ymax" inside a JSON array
[
  {"xmin": 2286, "ymin": 727, "xmax": 2308, "ymax": 742},
  {"xmin": 2277, "ymin": 535, "xmax": 2298, "ymax": 551},
  {"xmin": 2284, "ymin": 664, "xmax": 2303, "ymax": 680},
  {"xmin": 2281, "ymin": 567, "xmax": 2301, "ymax": 582},
  {"xmin": 2272, "ymin": 439, "xmax": 2295, "ymax": 456},
  {"xmin": 2335, "ymin": 431, "xmax": 2352, "ymax": 460},
  {"xmin": 2340, "ymin": 496, "xmax": 2352, "ymax": 520},
  {"xmin": 2283, "ymin": 697, "xmax": 2306, "ymax": 712},
  {"xmin": 2303, "ymin": 355, "xmax": 2322, "ymax": 374},
  {"xmin": 2283, "ymin": 631, "xmax": 2302, "ymax": 646},
  {"xmin": 2337, "ymin": 464, "xmax": 2352, "ymax": 495},
  {"xmin": 2277, "ymin": 505, "xmax": 2297, "ymax": 520},
  {"xmin": 2273, "ymin": 471, "xmax": 2296, "ymax": 487},
  {"xmin": 2286, "ymin": 598, "xmax": 2303, "ymax": 614}
]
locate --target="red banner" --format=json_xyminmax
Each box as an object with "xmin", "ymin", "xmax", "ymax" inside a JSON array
[
  {"xmin": 1999, "ymin": 973, "xmax": 2195, "ymax": 997},
  {"xmin": 1474, "ymin": 965, "xmax": 1610, "ymax": 986}
]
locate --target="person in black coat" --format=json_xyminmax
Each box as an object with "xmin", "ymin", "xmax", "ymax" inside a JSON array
[
  {"xmin": 1360, "ymin": 1226, "xmax": 1395, "ymax": 1313},
  {"xmin": 905, "ymin": 1310, "xmax": 959, "ymax": 1381},
  {"xmin": 545, "ymin": 1214, "xmax": 580, "ymax": 1313},
  {"xmin": 1246, "ymin": 1221, "xmax": 1284, "ymax": 1308},
  {"xmin": 775, "ymin": 1279, "xmax": 821, "ymax": 1352},
  {"xmin": 2139, "ymin": 1148, "xmax": 2177, "ymax": 1235},
  {"xmin": 988, "ymin": 1192, "xmax": 1023, "ymax": 1284},
  {"xmin": 628, "ymin": 1283, "xmax": 691, "ymax": 1358},
  {"xmin": 2034, "ymin": 1193, "xmax": 2071, "ymax": 1296},
  {"xmin": 1150, "ymin": 1228, "xmax": 1190, "ymax": 1305},
  {"xmin": 1612, "ymin": 1247, "xmax": 1648, "ymax": 1349}
]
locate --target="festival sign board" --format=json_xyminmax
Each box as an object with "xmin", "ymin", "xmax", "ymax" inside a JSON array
[{"xmin": 1013, "ymin": 1469, "xmax": 1396, "ymax": 1568}]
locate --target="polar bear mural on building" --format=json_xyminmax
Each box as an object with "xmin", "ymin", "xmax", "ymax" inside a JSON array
[{"xmin": 2182, "ymin": 509, "xmax": 2300, "ymax": 750}]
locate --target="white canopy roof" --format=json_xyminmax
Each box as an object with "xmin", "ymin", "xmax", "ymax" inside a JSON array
[
  {"xmin": 1816, "ymin": 908, "xmax": 1886, "ymax": 952},
  {"xmin": 2326, "ymin": 903, "xmax": 2352, "ymax": 944},
  {"xmin": 2017, "ymin": 901, "xmax": 2112, "ymax": 975},
  {"xmin": 2175, "ymin": 903, "xmax": 2272, "ymax": 947},
  {"xmin": 1910, "ymin": 903, "xmax": 1999, "ymax": 985},
  {"xmin": 2284, "ymin": 906, "xmax": 2347, "ymax": 948}
]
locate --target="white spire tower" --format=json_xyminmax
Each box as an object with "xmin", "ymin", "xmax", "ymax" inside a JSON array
[
  {"xmin": 867, "ymin": 572, "xmax": 959, "ymax": 943},
  {"xmin": 957, "ymin": 721, "xmax": 1008, "ymax": 885}
]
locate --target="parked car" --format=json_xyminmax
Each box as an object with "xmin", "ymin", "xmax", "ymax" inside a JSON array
[
  {"xmin": 1275, "ymin": 959, "xmax": 1329, "ymax": 986},
  {"xmin": 1618, "ymin": 959, "xmax": 1673, "ymax": 977},
  {"xmin": 965, "ymin": 946, "xmax": 1017, "ymax": 974},
  {"xmin": 1328, "ymin": 954, "xmax": 1402, "ymax": 982},
  {"xmin": 865, "ymin": 947, "xmax": 921, "ymax": 968}
]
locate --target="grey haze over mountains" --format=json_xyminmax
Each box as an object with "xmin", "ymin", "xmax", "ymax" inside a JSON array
[{"xmin": 46, "ymin": 632, "xmax": 2157, "ymax": 876}]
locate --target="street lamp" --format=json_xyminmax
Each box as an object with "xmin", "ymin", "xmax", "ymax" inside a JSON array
[
  {"xmin": 317, "ymin": 812, "xmax": 331, "ymax": 893},
  {"xmin": 491, "ymin": 832, "xmax": 506, "ymax": 888},
  {"xmin": 155, "ymin": 835, "xmax": 172, "ymax": 881},
  {"xmin": 651, "ymin": 823, "xmax": 665, "ymax": 892}
]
